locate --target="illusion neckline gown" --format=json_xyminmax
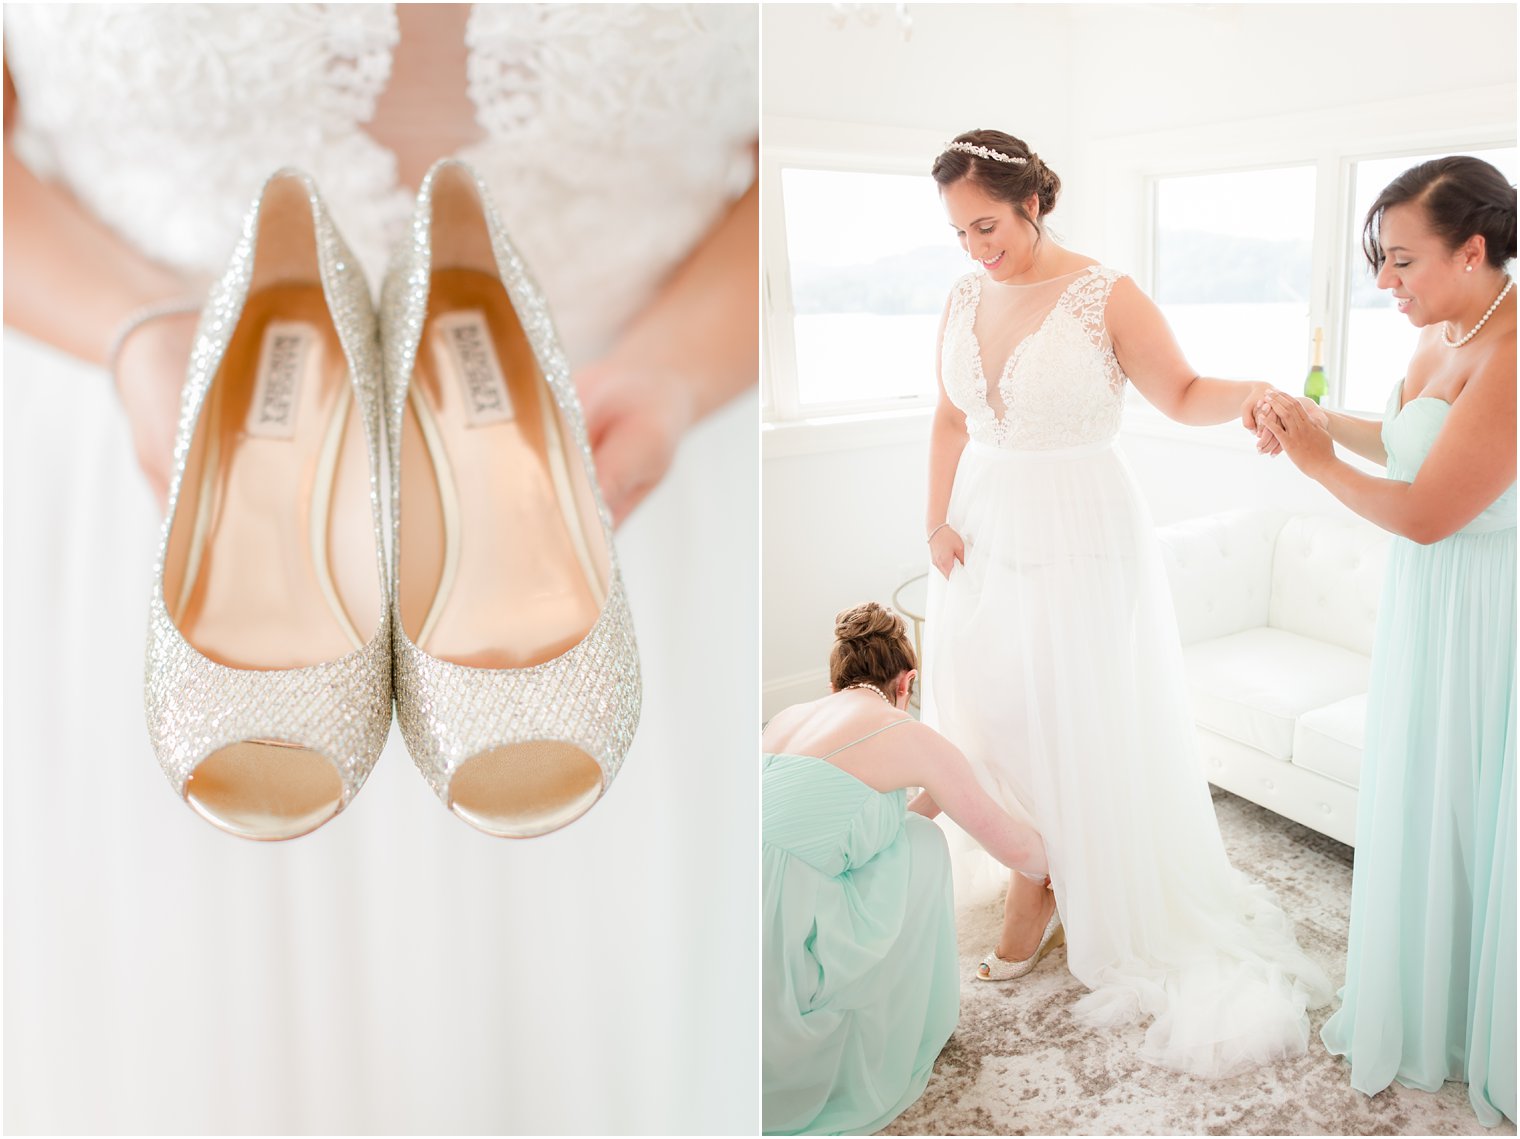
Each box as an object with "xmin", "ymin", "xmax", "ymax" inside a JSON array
[
  {"xmin": 1319, "ymin": 379, "xmax": 1516, "ymax": 1126},
  {"xmin": 923, "ymin": 265, "xmax": 1331, "ymax": 1078}
]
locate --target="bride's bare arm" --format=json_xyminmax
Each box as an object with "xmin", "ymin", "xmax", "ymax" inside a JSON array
[
  {"xmin": 1104, "ymin": 277, "xmax": 1274, "ymax": 434},
  {"xmin": 4, "ymin": 59, "xmax": 204, "ymax": 504},
  {"xmin": 3, "ymin": 60, "xmax": 195, "ymax": 364},
  {"xmin": 927, "ymin": 293, "xmax": 969, "ymax": 576},
  {"xmin": 576, "ymin": 167, "xmax": 757, "ymax": 526}
]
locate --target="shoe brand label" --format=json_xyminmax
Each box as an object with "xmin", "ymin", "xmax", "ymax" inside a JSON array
[
  {"xmin": 433, "ymin": 310, "xmax": 514, "ymax": 427},
  {"xmin": 246, "ymin": 321, "xmax": 315, "ymax": 440}
]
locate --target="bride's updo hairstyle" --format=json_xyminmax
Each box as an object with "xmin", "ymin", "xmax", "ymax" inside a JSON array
[
  {"xmin": 932, "ymin": 128, "xmax": 1062, "ymax": 247},
  {"xmin": 1362, "ymin": 155, "xmax": 1517, "ymax": 271},
  {"xmin": 830, "ymin": 602, "xmax": 916, "ymax": 694}
]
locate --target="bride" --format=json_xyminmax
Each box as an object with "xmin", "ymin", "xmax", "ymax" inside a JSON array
[{"xmin": 921, "ymin": 128, "xmax": 1331, "ymax": 1077}]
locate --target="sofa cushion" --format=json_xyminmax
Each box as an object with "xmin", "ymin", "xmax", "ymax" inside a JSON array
[
  {"xmin": 1268, "ymin": 515, "xmax": 1390, "ymax": 656},
  {"xmin": 1157, "ymin": 509, "xmax": 1286, "ymax": 646},
  {"xmin": 1182, "ymin": 628, "xmax": 1371, "ymax": 760},
  {"xmin": 1292, "ymin": 694, "xmax": 1367, "ymax": 789}
]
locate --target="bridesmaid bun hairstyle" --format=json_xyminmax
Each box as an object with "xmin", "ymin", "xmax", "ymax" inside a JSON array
[
  {"xmin": 932, "ymin": 128, "xmax": 1062, "ymax": 230},
  {"xmin": 1362, "ymin": 155, "xmax": 1517, "ymax": 271},
  {"xmin": 830, "ymin": 602, "xmax": 916, "ymax": 693}
]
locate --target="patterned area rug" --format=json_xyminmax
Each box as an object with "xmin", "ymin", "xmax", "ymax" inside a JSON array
[{"xmin": 883, "ymin": 790, "xmax": 1515, "ymax": 1136}]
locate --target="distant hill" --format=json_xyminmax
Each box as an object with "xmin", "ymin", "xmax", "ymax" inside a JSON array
[
  {"xmin": 790, "ymin": 229, "xmax": 1395, "ymax": 314},
  {"xmin": 791, "ymin": 245, "xmax": 966, "ymax": 314},
  {"xmin": 1155, "ymin": 229, "xmax": 1312, "ymax": 304}
]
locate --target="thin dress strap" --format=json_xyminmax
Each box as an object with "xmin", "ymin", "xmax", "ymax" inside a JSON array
[{"xmin": 818, "ymin": 716, "xmax": 913, "ymax": 760}]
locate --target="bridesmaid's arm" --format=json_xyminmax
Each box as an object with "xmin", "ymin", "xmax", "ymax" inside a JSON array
[
  {"xmin": 1320, "ymin": 407, "xmax": 1389, "ymax": 465},
  {"xmin": 1105, "ymin": 277, "xmax": 1274, "ymax": 436},
  {"xmin": 907, "ymin": 790, "xmax": 941, "ymax": 818},
  {"xmin": 884, "ymin": 725, "xmax": 1047, "ymax": 877},
  {"xmin": 1260, "ymin": 345, "xmax": 1516, "ymax": 544}
]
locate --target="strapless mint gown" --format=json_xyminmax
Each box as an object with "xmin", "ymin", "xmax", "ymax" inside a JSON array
[
  {"xmin": 1320, "ymin": 382, "xmax": 1516, "ymax": 1126},
  {"xmin": 761, "ymin": 754, "xmax": 959, "ymax": 1136}
]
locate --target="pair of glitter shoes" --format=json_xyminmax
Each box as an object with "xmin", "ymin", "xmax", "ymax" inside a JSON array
[{"xmin": 144, "ymin": 162, "xmax": 640, "ymax": 841}]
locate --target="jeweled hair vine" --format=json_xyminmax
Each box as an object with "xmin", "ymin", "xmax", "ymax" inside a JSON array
[{"xmin": 942, "ymin": 141, "xmax": 1027, "ymax": 166}]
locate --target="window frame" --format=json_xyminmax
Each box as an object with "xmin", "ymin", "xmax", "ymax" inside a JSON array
[
  {"xmin": 762, "ymin": 125, "xmax": 952, "ymax": 425},
  {"xmin": 1090, "ymin": 84, "xmax": 1515, "ymax": 416}
]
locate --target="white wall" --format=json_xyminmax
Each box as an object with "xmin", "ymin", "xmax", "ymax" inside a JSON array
[{"xmin": 761, "ymin": 3, "xmax": 1516, "ymax": 718}]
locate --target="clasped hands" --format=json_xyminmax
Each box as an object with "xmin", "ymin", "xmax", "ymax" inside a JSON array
[{"xmin": 1242, "ymin": 385, "xmax": 1334, "ymax": 476}]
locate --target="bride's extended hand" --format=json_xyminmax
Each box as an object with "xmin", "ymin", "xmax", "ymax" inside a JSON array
[
  {"xmin": 114, "ymin": 310, "xmax": 201, "ymax": 510},
  {"xmin": 1239, "ymin": 381, "xmax": 1287, "ymax": 457},
  {"xmin": 1261, "ymin": 390, "xmax": 1336, "ymax": 477},
  {"xmin": 928, "ymin": 524, "xmax": 965, "ymax": 579}
]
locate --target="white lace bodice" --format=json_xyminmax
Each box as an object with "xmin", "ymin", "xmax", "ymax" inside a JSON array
[
  {"xmin": 941, "ymin": 267, "xmax": 1129, "ymax": 450},
  {"xmin": 3, "ymin": 3, "xmax": 757, "ymax": 362}
]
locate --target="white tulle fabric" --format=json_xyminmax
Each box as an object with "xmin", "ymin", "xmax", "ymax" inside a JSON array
[
  {"xmin": 2, "ymin": 6, "xmax": 756, "ymax": 1133},
  {"xmin": 924, "ymin": 267, "xmax": 1331, "ymax": 1077}
]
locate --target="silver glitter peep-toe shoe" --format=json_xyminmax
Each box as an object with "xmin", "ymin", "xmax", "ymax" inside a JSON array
[
  {"xmin": 381, "ymin": 158, "xmax": 640, "ymax": 838},
  {"xmin": 144, "ymin": 169, "xmax": 392, "ymax": 840}
]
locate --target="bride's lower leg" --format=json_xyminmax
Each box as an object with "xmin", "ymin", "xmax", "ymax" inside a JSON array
[{"xmin": 994, "ymin": 873, "xmax": 1056, "ymax": 962}]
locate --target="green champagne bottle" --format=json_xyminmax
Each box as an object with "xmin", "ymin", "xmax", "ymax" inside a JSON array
[{"xmin": 1303, "ymin": 326, "xmax": 1328, "ymax": 405}]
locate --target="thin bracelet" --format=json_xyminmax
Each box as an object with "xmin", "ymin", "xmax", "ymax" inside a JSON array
[
  {"xmin": 105, "ymin": 298, "xmax": 204, "ymax": 382},
  {"xmin": 926, "ymin": 521, "xmax": 951, "ymax": 543}
]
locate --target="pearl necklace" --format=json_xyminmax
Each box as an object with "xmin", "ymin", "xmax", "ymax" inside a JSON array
[
  {"xmin": 1443, "ymin": 276, "xmax": 1514, "ymax": 348},
  {"xmin": 845, "ymin": 682, "xmax": 891, "ymax": 705}
]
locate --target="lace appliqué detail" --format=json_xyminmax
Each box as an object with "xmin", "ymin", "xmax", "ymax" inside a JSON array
[
  {"xmin": 4, "ymin": 4, "xmax": 757, "ymax": 362},
  {"xmin": 942, "ymin": 266, "xmax": 1129, "ymax": 450},
  {"xmin": 5, "ymin": 4, "xmax": 407, "ymax": 284}
]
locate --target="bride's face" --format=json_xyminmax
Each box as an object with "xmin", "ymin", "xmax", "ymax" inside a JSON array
[
  {"xmin": 1375, "ymin": 201, "xmax": 1476, "ymax": 327},
  {"xmin": 942, "ymin": 178, "xmax": 1041, "ymax": 282}
]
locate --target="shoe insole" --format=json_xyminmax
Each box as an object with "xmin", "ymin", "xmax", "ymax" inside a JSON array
[
  {"xmin": 398, "ymin": 267, "xmax": 604, "ymax": 670},
  {"xmin": 170, "ymin": 284, "xmax": 379, "ymax": 670}
]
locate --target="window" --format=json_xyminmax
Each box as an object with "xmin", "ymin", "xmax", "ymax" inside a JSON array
[
  {"xmin": 1341, "ymin": 146, "xmax": 1518, "ymax": 411},
  {"xmin": 1152, "ymin": 166, "xmax": 1318, "ymax": 386},
  {"xmin": 768, "ymin": 167, "xmax": 965, "ymax": 417}
]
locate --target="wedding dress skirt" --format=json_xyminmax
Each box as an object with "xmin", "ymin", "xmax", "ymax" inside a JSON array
[{"xmin": 924, "ymin": 267, "xmax": 1330, "ymax": 1079}]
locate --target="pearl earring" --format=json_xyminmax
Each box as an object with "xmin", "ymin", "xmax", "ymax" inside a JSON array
[{"xmin": 1467, "ymin": 265, "xmax": 1474, "ymax": 272}]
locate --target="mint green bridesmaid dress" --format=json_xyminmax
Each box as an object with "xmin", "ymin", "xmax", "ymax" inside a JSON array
[
  {"xmin": 762, "ymin": 750, "xmax": 959, "ymax": 1135},
  {"xmin": 1320, "ymin": 381, "xmax": 1516, "ymax": 1126}
]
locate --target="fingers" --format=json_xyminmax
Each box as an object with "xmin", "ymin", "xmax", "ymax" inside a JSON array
[
  {"xmin": 1267, "ymin": 390, "xmax": 1305, "ymax": 425},
  {"xmin": 590, "ymin": 420, "xmax": 669, "ymax": 529}
]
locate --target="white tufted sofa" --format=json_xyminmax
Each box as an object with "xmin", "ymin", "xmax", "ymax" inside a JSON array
[{"xmin": 1156, "ymin": 509, "xmax": 1391, "ymax": 846}]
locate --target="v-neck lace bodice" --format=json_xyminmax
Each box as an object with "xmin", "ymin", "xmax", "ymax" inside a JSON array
[{"xmin": 942, "ymin": 266, "xmax": 1129, "ymax": 449}]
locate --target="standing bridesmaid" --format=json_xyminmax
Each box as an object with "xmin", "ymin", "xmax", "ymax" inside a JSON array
[{"xmin": 1261, "ymin": 156, "xmax": 1515, "ymax": 1126}]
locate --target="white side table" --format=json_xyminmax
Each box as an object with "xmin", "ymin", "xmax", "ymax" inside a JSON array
[{"xmin": 892, "ymin": 572, "xmax": 928, "ymax": 717}]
